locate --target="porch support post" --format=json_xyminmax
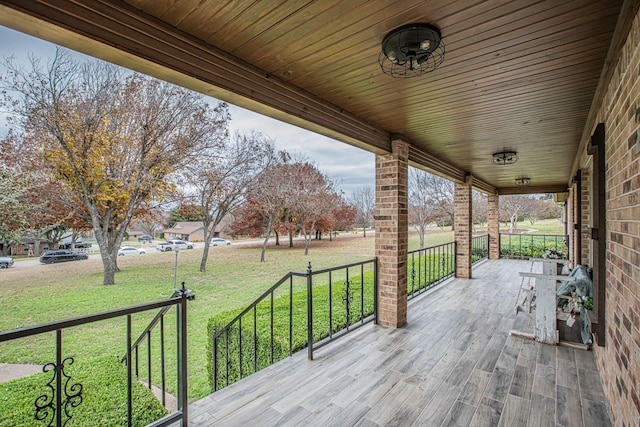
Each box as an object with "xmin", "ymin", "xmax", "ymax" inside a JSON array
[
  {"xmin": 375, "ymin": 137, "xmax": 409, "ymax": 328},
  {"xmin": 454, "ymin": 175, "xmax": 473, "ymax": 278},
  {"xmin": 487, "ymin": 194, "xmax": 500, "ymax": 259},
  {"xmin": 488, "ymin": 193, "xmax": 500, "ymax": 260}
]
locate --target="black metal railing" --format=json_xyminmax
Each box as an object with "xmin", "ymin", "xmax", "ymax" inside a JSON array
[
  {"xmin": 472, "ymin": 233, "xmax": 489, "ymax": 265},
  {"xmin": 408, "ymin": 241, "xmax": 456, "ymax": 299},
  {"xmin": 0, "ymin": 285, "xmax": 193, "ymax": 427},
  {"xmin": 210, "ymin": 258, "xmax": 377, "ymax": 392},
  {"xmin": 500, "ymin": 233, "xmax": 569, "ymax": 259}
]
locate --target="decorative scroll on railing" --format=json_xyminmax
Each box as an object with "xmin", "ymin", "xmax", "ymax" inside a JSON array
[
  {"xmin": 35, "ymin": 336, "xmax": 82, "ymax": 427},
  {"xmin": 0, "ymin": 285, "xmax": 193, "ymax": 427},
  {"xmin": 472, "ymin": 233, "xmax": 489, "ymax": 265},
  {"xmin": 209, "ymin": 258, "xmax": 377, "ymax": 392},
  {"xmin": 500, "ymin": 233, "xmax": 569, "ymax": 259},
  {"xmin": 408, "ymin": 241, "xmax": 456, "ymax": 300}
]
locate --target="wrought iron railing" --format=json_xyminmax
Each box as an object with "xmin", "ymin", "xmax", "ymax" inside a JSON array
[
  {"xmin": 472, "ymin": 233, "xmax": 489, "ymax": 265},
  {"xmin": 0, "ymin": 284, "xmax": 193, "ymax": 427},
  {"xmin": 210, "ymin": 258, "xmax": 377, "ymax": 392},
  {"xmin": 408, "ymin": 241, "xmax": 456, "ymax": 299},
  {"xmin": 500, "ymin": 233, "xmax": 569, "ymax": 259}
]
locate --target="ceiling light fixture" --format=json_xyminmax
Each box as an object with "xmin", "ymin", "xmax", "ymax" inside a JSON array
[
  {"xmin": 378, "ymin": 23, "xmax": 445, "ymax": 78},
  {"xmin": 492, "ymin": 151, "xmax": 518, "ymax": 165},
  {"xmin": 515, "ymin": 177, "xmax": 531, "ymax": 186}
]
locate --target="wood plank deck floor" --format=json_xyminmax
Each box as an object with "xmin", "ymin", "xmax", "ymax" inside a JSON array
[{"xmin": 188, "ymin": 259, "xmax": 610, "ymax": 426}]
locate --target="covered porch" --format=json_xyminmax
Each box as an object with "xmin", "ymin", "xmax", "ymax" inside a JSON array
[
  {"xmin": 189, "ymin": 259, "xmax": 609, "ymax": 427},
  {"xmin": 0, "ymin": 1, "xmax": 638, "ymax": 425}
]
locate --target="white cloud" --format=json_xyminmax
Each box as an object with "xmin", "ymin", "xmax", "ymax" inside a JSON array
[{"xmin": 1, "ymin": 25, "xmax": 375, "ymax": 193}]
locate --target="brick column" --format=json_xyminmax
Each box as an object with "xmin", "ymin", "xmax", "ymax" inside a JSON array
[
  {"xmin": 487, "ymin": 193, "xmax": 500, "ymax": 260},
  {"xmin": 454, "ymin": 176, "xmax": 473, "ymax": 278},
  {"xmin": 375, "ymin": 138, "xmax": 408, "ymax": 328}
]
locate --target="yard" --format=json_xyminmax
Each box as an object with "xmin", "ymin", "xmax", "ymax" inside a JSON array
[{"xmin": 0, "ymin": 220, "xmax": 562, "ymax": 400}]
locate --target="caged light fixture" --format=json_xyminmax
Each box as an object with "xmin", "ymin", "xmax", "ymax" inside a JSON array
[
  {"xmin": 492, "ymin": 151, "xmax": 518, "ymax": 165},
  {"xmin": 515, "ymin": 177, "xmax": 531, "ymax": 186},
  {"xmin": 378, "ymin": 23, "xmax": 445, "ymax": 78}
]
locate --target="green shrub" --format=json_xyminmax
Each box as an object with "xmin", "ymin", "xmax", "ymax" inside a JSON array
[
  {"xmin": 206, "ymin": 271, "xmax": 376, "ymax": 391},
  {"xmin": 407, "ymin": 254, "xmax": 455, "ymax": 294},
  {"xmin": 0, "ymin": 355, "xmax": 166, "ymax": 427},
  {"xmin": 500, "ymin": 235, "xmax": 567, "ymax": 259}
]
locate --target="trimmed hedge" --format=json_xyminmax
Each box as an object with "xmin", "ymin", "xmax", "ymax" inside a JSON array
[
  {"xmin": 207, "ymin": 271, "xmax": 376, "ymax": 391},
  {"xmin": 0, "ymin": 355, "xmax": 166, "ymax": 427},
  {"xmin": 500, "ymin": 239, "xmax": 568, "ymax": 259},
  {"xmin": 407, "ymin": 254, "xmax": 455, "ymax": 293}
]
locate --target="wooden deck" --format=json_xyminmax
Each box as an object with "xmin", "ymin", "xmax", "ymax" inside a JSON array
[{"xmin": 188, "ymin": 259, "xmax": 610, "ymax": 426}]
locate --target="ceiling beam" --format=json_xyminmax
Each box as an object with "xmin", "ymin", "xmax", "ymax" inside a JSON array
[
  {"xmin": 0, "ymin": 0, "xmax": 391, "ymax": 154},
  {"xmin": 498, "ymin": 185, "xmax": 569, "ymax": 196}
]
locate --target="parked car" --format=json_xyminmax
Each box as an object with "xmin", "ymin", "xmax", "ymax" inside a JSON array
[
  {"xmin": 209, "ymin": 238, "xmax": 231, "ymax": 246},
  {"xmin": 156, "ymin": 239, "xmax": 194, "ymax": 252},
  {"xmin": 0, "ymin": 256, "xmax": 14, "ymax": 269},
  {"xmin": 39, "ymin": 250, "xmax": 89, "ymax": 264},
  {"xmin": 59, "ymin": 241, "xmax": 92, "ymax": 249},
  {"xmin": 167, "ymin": 239, "xmax": 194, "ymax": 250},
  {"xmin": 137, "ymin": 235, "xmax": 153, "ymax": 243},
  {"xmin": 118, "ymin": 246, "xmax": 146, "ymax": 256}
]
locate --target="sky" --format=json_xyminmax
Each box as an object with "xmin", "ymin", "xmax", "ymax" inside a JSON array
[{"xmin": 0, "ymin": 25, "xmax": 375, "ymax": 195}]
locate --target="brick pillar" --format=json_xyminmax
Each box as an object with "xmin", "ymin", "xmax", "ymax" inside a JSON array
[
  {"xmin": 487, "ymin": 193, "xmax": 500, "ymax": 260},
  {"xmin": 454, "ymin": 176, "xmax": 473, "ymax": 278},
  {"xmin": 375, "ymin": 138, "xmax": 408, "ymax": 328}
]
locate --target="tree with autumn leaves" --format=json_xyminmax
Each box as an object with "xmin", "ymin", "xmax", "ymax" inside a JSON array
[
  {"xmin": 1, "ymin": 49, "xmax": 229, "ymax": 285},
  {"xmin": 230, "ymin": 154, "xmax": 355, "ymax": 262}
]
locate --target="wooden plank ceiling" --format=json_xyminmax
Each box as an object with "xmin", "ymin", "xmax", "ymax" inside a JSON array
[{"xmin": 0, "ymin": 0, "xmax": 627, "ymax": 194}]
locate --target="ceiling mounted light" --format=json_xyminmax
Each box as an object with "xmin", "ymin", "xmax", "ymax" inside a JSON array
[
  {"xmin": 492, "ymin": 151, "xmax": 518, "ymax": 165},
  {"xmin": 515, "ymin": 177, "xmax": 531, "ymax": 186},
  {"xmin": 378, "ymin": 23, "xmax": 445, "ymax": 78}
]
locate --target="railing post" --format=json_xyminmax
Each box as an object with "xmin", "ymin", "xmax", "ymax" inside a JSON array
[
  {"xmin": 306, "ymin": 262, "xmax": 314, "ymax": 360},
  {"xmin": 177, "ymin": 282, "xmax": 194, "ymax": 426},
  {"xmin": 374, "ymin": 257, "xmax": 378, "ymax": 324},
  {"xmin": 212, "ymin": 328, "xmax": 217, "ymax": 392}
]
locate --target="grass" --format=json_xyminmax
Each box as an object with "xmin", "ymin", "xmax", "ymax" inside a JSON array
[
  {"xmin": 0, "ymin": 220, "xmax": 562, "ymax": 402},
  {"xmin": 0, "ymin": 231, "xmax": 389, "ymax": 400}
]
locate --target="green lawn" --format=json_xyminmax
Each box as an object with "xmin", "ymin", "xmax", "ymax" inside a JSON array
[
  {"xmin": 1, "ymin": 231, "xmax": 389, "ymax": 400},
  {"xmin": 0, "ymin": 220, "xmax": 561, "ymax": 401}
]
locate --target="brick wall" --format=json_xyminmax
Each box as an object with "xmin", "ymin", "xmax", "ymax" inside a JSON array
[
  {"xmin": 374, "ymin": 139, "xmax": 409, "ymax": 328},
  {"xmin": 574, "ymin": 12, "xmax": 640, "ymax": 426}
]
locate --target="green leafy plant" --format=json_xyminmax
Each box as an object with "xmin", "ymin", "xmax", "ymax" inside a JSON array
[{"xmin": 0, "ymin": 356, "xmax": 166, "ymax": 427}]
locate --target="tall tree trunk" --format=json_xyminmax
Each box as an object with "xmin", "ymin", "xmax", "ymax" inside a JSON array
[
  {"xmin": 275, "ymin": 231, "xmax": 280, "ymax": 246},
  {"xmin": 200, "ymin": 240, "xmax": 210, "ymax": 272},
  {"xmin": 200, "ymin": 221, "xmax": 213, "ymax": 272},
  {"xmin": 363, "ymin": 226, "xmax": 366, "ymax": 237},
  {"xmin": 261, "ymin": 216, "xmax": 274, "ymax": 262},
  {"xmin": 289, "ymin": 231, "xmax": 294, "ymax": 247},
  {"xmin": 100, "ymin": 251, "xmax": 118, "ymax": 286}
]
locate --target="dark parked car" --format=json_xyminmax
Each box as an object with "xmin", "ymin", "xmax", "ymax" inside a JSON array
[
  {"xmin": 59, "ymin": 242, "xmax": 92, "ymax": 249},
  {"xmin": 138, "ymin": 235, "xmax": 153, "ymax": 243},
  {"xmin": 39, "ymin": 250, "xmax": 89, "ymax": 264},
  {"xmin": 0, "ymin": 256, "xmax": 14, "ymax": 269}
]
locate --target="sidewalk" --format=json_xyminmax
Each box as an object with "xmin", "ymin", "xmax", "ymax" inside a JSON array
[{"xmin": 0, "ymin": 363, "xmax": 41, "ymax": 383}]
